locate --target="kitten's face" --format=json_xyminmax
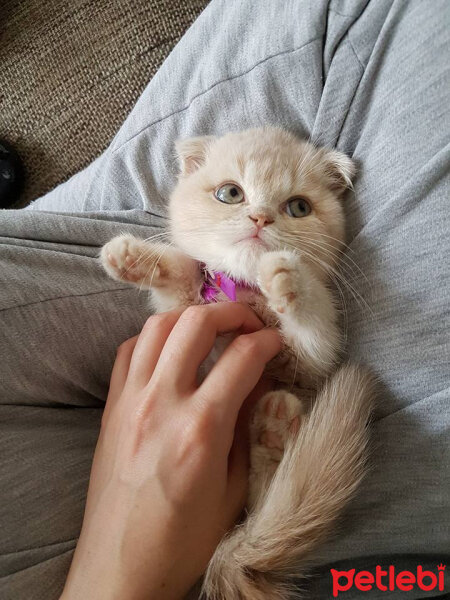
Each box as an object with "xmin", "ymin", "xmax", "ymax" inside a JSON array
[{"xmin": 169, "ymin": 128, "xmax": 354, "ymax": 283}]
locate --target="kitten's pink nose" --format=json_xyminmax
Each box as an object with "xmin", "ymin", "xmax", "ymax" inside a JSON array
[{"xmin": 249, "ymin": 213, "xmax": 274, "ymax": 228}]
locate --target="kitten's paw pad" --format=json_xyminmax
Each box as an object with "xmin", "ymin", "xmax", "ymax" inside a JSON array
[
  {"xmin": 101, "ymin": 235, "xmax": 157, "ymax": 284},
  {"xmin": 258, "ymin": 251, "xmax": 300, "ymax": 313},
  {"xmin": 252, "ymin": 391, "xmax": 304, "ymax": 462}
]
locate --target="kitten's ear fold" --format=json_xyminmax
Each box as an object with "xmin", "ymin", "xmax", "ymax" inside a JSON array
[
  {"xmin": 175, "ymin": 136, "xmax": 216, "ymax": 176},
  {"xmin": 320, "ymin": 149, "xmax": 356, "ymax": 194}
]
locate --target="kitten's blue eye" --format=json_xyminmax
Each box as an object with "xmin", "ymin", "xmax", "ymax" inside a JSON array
[
  {"xmin": 285, "ymin": 197, "xmax": 311, "ymax": 218},
  {"xmin": 215, "ymin": 183, "xmax": 244, "ymax": 204}
]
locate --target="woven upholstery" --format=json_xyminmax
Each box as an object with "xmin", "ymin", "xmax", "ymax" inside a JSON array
[{"xmin": 0, "ymin": 0, "xmax": 208, "ymax": 205}]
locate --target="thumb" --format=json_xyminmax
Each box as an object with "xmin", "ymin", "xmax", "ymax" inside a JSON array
[
  {"xmin": 226, "ymin": 376, "xmax": 274, "ymax": 517},
  {"xmin": 226, "ymin": 412, "xmax": 249, "ymax": 519}
]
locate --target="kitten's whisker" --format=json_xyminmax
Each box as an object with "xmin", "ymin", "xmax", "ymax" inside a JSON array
[
  {"xmin": 120, "ymin": 246, "xmax": 165, "ymax": 278},
  {"xmin": 296, "ymin": 230, "xmax": 358, "ymax": 255},
  {"xmin": 148, "ymin": 242, "xmax": 174, "ymax": 290},
  {"xmin": 265, "ymin": 228, "xmax": 371, "ymax": 321},
  {"xmin": 275, "ymin": 228, "xmax": 368, "ymax": 287},
  {"xmin": 290, "ymin": 351, "xmax": 300, "ymax": 393},
  {"xmin": 263, "ymin": 230, "xmax": 350, "ymax": 336},
  {"xmin": 306, "ymin": 250, "xmax": 373, "ymax": 318},
  {"xmin": 280, "ymin": 231, "xmax": 368, "ymax": 284},
  {"xmin": 118, "ymin": 238, "xmax": 173, "ymax": 282},
  {"xmin": 137, "ymin": 242, "xmax": 174, "ymax": 293},
  {"xmin": 298, "ymin": 241, "xmax": 369, "ymax": 308},
  {"xmin": 141, "ymin": 235, "xmax": 171, "ymax": 244},
  {"xmin": 269, "ymin": 232, "xmax": 356, "ymax": 287}
]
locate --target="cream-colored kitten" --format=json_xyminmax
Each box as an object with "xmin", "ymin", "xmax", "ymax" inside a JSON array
[{"xmin": 101, "ymin": 128, "xmax": 375, "ymax": 599}]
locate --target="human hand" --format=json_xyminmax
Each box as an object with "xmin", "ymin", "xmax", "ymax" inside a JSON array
[{"xmin": 61, "ymin": 302, "xmax": 281, "ymax": 600}]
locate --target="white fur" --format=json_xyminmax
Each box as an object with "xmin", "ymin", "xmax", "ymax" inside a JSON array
[{"xmin": 100, "ymin": 127, "xmax": 375, "ymax": 599}]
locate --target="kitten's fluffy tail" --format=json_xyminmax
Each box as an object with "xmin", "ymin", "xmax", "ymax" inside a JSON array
[{"xmin": 202, "ymin": 364, "xmax": 376, "ymax": 600}]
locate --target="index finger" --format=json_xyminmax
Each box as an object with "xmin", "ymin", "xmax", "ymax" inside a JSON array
[
  {"xmin": 150, "ymin": 302, "xmax": 265, "ymax": 391},
  {"xmin": 198, "ymin": 328, "xmax": 281, "ymax": 432}
]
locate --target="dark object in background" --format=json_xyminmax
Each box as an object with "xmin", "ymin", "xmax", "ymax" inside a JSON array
[
  {"xmin": 0, "ymin": 0, "xmax": 208, "ymax": 206},
  {"xmin": 0, "ymin": 140, "xmax": 24, "ymax": 208}
]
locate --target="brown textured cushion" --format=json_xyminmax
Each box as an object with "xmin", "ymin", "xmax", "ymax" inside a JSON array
[{"xmin": 0, "ymin": 0, "xmax": 208, "ymax": 205}]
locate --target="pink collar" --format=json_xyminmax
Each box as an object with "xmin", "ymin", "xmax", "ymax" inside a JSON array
[{"xmin": 201, "ymin": 266, "xmax": 255, "ymax": 303}]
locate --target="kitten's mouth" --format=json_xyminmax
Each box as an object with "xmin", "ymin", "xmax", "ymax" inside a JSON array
[
  {"xmin": 236, "ymin": 232, "xmax": 268, "ymax": 249},
  {"xmin": 236, "ymin": 229, "xmax": 268, "ymax": 249}
]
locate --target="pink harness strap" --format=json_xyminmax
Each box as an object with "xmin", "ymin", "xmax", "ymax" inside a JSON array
[{"xmin": 201, "ymin": 266, "xmax": 256, "ymax": 303}]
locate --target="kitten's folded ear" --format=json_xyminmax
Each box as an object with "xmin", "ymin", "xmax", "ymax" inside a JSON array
[
  {"xmin": 318, "ymin": 148, "xmax": 356, "ymax": 194},
  {"xmin": 175, "ymin": 136, "xmax": 217, "ymax": 176}
]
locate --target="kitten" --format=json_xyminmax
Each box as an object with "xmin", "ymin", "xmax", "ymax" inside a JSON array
[{"xmin": 101, "ymin": 127, "xmax": 375, "ymax": 599}]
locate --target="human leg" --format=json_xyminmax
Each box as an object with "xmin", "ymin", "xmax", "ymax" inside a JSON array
[{"xmin": 2, "ymin": 0, "xmax": 449, "ymax": 597}]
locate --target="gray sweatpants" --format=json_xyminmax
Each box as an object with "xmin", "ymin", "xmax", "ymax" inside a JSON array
[{"xmin": 1, "ymin": 1, "xmax": 449, "ymax": 598}]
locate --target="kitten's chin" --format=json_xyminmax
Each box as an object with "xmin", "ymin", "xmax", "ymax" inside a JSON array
[
  {"xmin": 176, "ymin": 237, "xmax": 270, "ymax": 284},
  {"xmin": 219, "ymin": 240, "xmax": 268, "ymax": 283}
]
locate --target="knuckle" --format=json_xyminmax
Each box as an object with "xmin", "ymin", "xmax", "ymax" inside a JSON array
[
  {"xmin": 128, "ymin": 394, "xmax": 158, "ymax": 432},
  {"xmin": 143, "ymin": 312, "xmax": 172, "ymax": 332},
  {"xmin": 233, "ymin": 334, "xmax": 260, "ymax": 358},
  {"xmin": 180, "ymin": 305, "xmax": 209, "ymax": 327},
  {"xmin": 196, "ymin": 408, "xmax": 218, "ymax": 440},
  {"xmin": 182, "ymin": 410, "xmax": 215, "ymax": 450}
]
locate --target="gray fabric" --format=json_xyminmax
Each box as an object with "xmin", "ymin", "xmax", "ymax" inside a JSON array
[{"xmin": 1, "ymin": 0, "xmax": 449, "ymax": 598}]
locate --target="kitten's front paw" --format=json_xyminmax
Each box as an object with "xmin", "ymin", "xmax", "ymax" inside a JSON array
[
  {"xmin": 101, "ymin": 234, "xmax": 158, "ymax": 285},
  {"xmin": 258, "ymin": 251, "xmax": 302, "ymax": 314}
]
